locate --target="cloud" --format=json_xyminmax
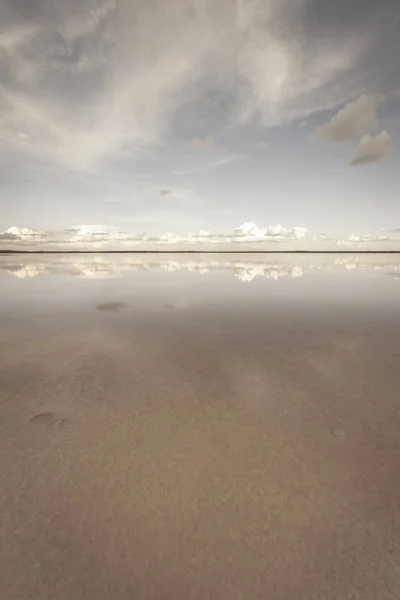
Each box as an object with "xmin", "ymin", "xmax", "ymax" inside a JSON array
[
  {"xmin": 234, "ymin": 223, "xmax": 309, "ymax": 240},
  {"xmin": 350, "ymin": 130, "xmax": 392, "ymax": 166},
  {"xmin": 172, "ymin": 154, "xmax": 242, "ymax": 176},
  {"xmin": 1, "ymin": 227, "xmax": 42, "ymax": 239},
  {"xmin": 0, "ymin": 231, "xmax": 19, "ymax": 240},
  {"xmin": 190, "ymin": 135, "xmax": 214, "ymax": 150},
  {"xmin": 315, "ymin": 94, "xmax": 385, "ymax": 142},
  {"xmin": 211, "ymin": 155, "xmax": 241, "ymax": 168},
  {"xmin": 58, "ymin": 0, "xmax": 117, "ymax": 43},
  {"xmin": 0, "ymin": 23, "xmax": 41, "ymax": 53},
  {"xmin": 69, "ymin": 224, "xmax": 119, "ymax": 236},
  {"xmin": 3, "ymin": 219, "xmax": 400, "ymax": 253},
  {"xmin": 1, "ymin": 0, "xmax": 394, "ymax": 171},
  {"xmin": 2, "ymin": 222, "xmax": 400, "ymax": 255},
  {"xmin": 159, "ymin": 189, "xmax": 172, "ymax": 196},
  {"xmin": 0, "ymin": 221, "xmax": 310, "ymax": 249}
]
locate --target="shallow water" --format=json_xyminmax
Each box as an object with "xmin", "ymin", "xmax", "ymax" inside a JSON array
[{"xmin": 1, "ymin": 253, "xmax": 400, "ymax": 600}]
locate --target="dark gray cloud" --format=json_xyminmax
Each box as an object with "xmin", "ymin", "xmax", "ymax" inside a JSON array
[
  {"xmin": 302, "ymin": 0, "xmax": 397, "ymax": 36},
  {"xmin": 301, "ymin": 0, "xmax": 399, "ymax": 80}
]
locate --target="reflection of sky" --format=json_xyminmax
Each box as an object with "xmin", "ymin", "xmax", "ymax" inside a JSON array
[
  {"xmin": 1, "ymin": 253, "xmax": 400, "ymax": 280},
  {"xmin": 1, "ymin": 255, "xmax": 400, "ymax": 320}
]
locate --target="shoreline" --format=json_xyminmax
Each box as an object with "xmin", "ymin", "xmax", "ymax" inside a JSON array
[{"xmin": 2, "ymin": 250, "xmax": 400, "ymax": 255}]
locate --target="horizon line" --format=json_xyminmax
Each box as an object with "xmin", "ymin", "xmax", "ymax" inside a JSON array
[{"xmin": 1, "ymin": 250, "xmax": 400, "ymax": 255}]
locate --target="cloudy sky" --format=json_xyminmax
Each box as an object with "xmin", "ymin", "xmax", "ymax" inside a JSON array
[{"xmin": 1, "ymin": 0, "xmax": 399, "ymax": 243}]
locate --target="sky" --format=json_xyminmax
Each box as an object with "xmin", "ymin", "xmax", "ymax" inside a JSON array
[{"xmin": 0, "ymin": 0, "xmax": 400, "ymax": 248}]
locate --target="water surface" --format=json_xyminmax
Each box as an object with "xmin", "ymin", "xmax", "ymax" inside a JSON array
[{"xmin": 1, "ymin": 253, "xmax": 400, "ymax": 600}]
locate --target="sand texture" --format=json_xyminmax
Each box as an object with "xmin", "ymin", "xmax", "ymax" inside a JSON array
[{"xmin": 1, "ymin": 256, "xmax": 400, "ymax": 599}]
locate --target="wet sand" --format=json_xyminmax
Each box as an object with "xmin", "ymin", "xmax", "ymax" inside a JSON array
[{"xmin": 1, "ymin": 259, "xmax": 400, "ymax": 599}]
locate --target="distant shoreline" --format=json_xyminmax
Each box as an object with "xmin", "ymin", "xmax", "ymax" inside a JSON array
[{"xmin": 1, "ymin": 250, "xmax": 400, "ymax": 255}]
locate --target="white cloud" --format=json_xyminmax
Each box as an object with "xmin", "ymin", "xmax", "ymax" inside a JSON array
[
  {"xmin": 0, "ymin": 225, "xmax": 400, "ymax": 253},
  {"xmin": 350, "ymin": 130, "xmax": 392, "ymax": 166},
  {"xmin": 0, "ymin": 231, "xmax": 19, "ymax": 240},
  {"xmin": 3, "ymin": 226, "xmax": 42, "ymax": 238},
  {"xmin": 315, "ymin": 94, "xmax": 385, "ymax": 142},
  {"xmin": 0, "ymin": 221, "xmax": 312, "ymax": 249},
  {"xmin": 69, "ymin": 224, "xmax": 119, "ymax": 236},
  {"xmin": 3, "ymin": 220, "xmax": 400, "ymax": 252},
  {"xmin": 0, "ymin": 0, "xmax": 378, "ymax": 171},
  {"xmin": 235, "ymin": 222, "xmax": 308, "ymax": 239}
]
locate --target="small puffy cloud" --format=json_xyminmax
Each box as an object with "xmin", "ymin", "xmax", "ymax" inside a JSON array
[
  {"xmin": 350, "ymin": 130, "xmax": 392, "ymax": 166},
  {"xmin": 234, "ymin": 222, "xmax": 308, "ymax": 240},
  {"xmin": 315, "ymin": 94, "xmax": 385, "ymax": 142},
  {"xmin": 5, "ymin": 226, "xmax": 39, "ymax": 236},
  {"xmin": 0, "ymin": 231, "xmax": 19, "ymax": 240},
  {"xmin": 0, "ymin": 227, "xmax": 43, "ymax": 240}
]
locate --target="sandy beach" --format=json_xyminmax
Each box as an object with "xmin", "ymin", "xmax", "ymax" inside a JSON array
[{"xmin": 1, "ymin": 254, "xmax": 400, "ymax": 599}]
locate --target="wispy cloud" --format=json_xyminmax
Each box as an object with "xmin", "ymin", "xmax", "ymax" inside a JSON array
[
  {"xmin": 172, "ymin": 154, "xmax": 243, "ymax": 176},
  {"xmin": 0, "ymin": 0, "xmax": 385, "ymax": 172}
]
